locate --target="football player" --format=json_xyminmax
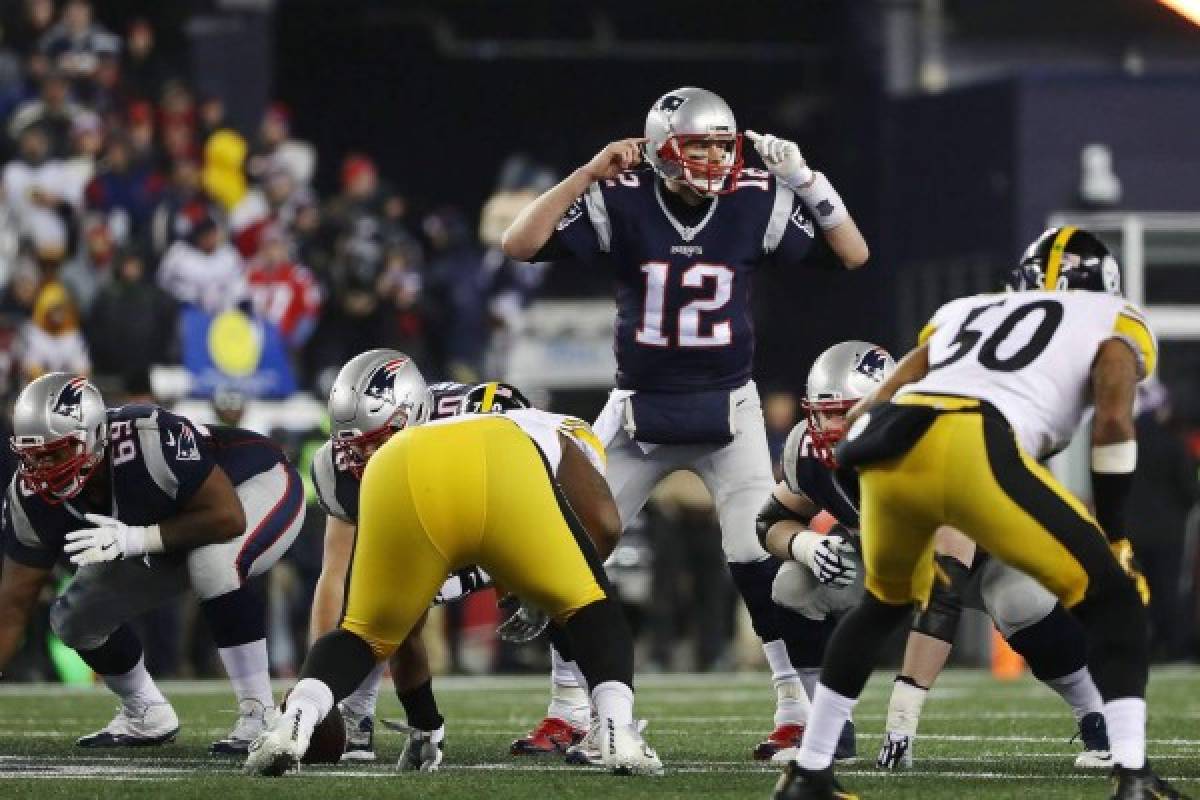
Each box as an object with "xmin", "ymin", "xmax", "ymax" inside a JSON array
[
  {"xmin": 309, "ymin": 350, "xmax": 488, "ymax": 767},
  {"xmin": 0, "ymin": 373, "xmax": 305, "ymax": 753},
  {"xmin": 501, "ymin": 86, "xmax": 869, "ymax": 758},
  {"xmin": 774, "ymin": 228, "xmax": 1187, "ymax": 800},
  {"xmin": 246, "ymin": 400, "xmax": 661, "ymax": 776},
  {"xmin": 761, "ymin": 342, "xmax": 1111, "ymax": 770}
]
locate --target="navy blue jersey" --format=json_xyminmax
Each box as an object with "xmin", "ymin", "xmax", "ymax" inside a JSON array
[
  {"xmin": 3, "ymin": 404, "xmax": 288, "ymax": 569},
  {"xmin": 312, "ymin": 382, "xmax": 469, "ymax": 524},
  {"xmin": 780, "ymin": 420, "xmax": 860, "ymax": 528},
  {"xmin": 553, "ymin": 168, "xmax": 816, "ymax": 391}
]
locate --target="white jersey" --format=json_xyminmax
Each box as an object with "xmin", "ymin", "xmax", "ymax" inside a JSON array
[
  {"xmin": 900, "ymin": 290, "xmax": 1156, "ymax": 460},
  {"xmin": 425, "ymin": 408, "xmax": 607, "ymax": 476}
]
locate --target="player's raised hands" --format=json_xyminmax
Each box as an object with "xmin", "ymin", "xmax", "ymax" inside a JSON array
[
  {"xmin": 583, "ymin": 138, "xmax": 648, "ymax": 181},
  {"xmin": 745, "ymin": 130, "xmax": 813, "ymax": 189}
]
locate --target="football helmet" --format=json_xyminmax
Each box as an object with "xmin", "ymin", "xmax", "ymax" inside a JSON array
[
  {"xmin": 328, "ymin": 349, "xmax": 427, "ymax": 478},
  {"xmin": 11, "ymin": 372, "xmax": 108, "ymax": 503},
  {"xmin": 644, "ymin": 87, "xmax": 744, "ymax": 196},
  {"xmin": 461, "ymin": 381, "xmax": 531, "ymax": 415},
  {"xmin": 1006, "ymin": 226, "xmax": 1121, "ymax": 294},
  {"xmin": 803, "ymin": 341, "xmax": 895, "ymax": 468}
]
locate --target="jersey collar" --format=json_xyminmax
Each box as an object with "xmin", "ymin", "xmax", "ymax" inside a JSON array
[{"xmin": 654, "ymin": 180, "xmax": 719, "ymax": 243}]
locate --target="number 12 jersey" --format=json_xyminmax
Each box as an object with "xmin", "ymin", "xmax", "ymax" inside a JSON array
[{"xmin": 901, "ymin": 290, "xmax": 1157, "ymax": 460}]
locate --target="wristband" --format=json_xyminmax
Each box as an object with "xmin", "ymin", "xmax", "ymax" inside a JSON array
[
  {"xmin": 1091, "ymin": 441, "xmax": 1137, "ymax": 473},
  {"xmin": 794, "ymin": 171, "xmax": 849, "ymax": 230}
]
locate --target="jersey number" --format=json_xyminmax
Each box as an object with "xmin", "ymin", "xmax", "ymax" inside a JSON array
[
  {"xmin": 929, "ymin": 299, "xmax": 1064, "ymax": 373},
  {"xmin": 635, "ymin": 262, "xmax": 733, "ymax": 348}
]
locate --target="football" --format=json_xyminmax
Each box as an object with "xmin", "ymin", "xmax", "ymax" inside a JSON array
[{"xmin": 282, "ymin": 689, "xmax": 346, "ymax": 765}]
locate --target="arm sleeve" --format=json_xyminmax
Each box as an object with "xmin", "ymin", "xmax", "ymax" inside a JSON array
[
  {"xmin": 546, "ymin": 183, "xmax": 607, "ymax": 265},
  {"xmin": 310, "ymin": 443, "xmax": 353, "ymax": 523},
  {"xmin": 763, "ymin": 189, "xmax": 817, "ymax": 268},
  {"xmin": 148, "ymin": 411, "xmax": 216, "ymax": 506}
]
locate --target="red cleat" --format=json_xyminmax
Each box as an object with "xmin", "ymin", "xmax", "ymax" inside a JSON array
[
  {"xmin": 753, "ymin": 723, "xmax": 805, "ymax": 761},
  {"xmin": 510, "ymin": 717, "xmax": 587, "ymax": 756}
]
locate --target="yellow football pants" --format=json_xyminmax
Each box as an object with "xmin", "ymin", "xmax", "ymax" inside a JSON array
[
  {"xmin": 860, "ymin": 394, "xmax": 1115, "ymax": 610},
  {"xmin": 341, "ymin": 416, "xmax": 609, "ymax": 659}
]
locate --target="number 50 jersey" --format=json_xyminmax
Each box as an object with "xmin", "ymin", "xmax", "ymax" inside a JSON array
[{"xmin": 901, "ymin": 290, "xmax": 1157, "ymax": 461}]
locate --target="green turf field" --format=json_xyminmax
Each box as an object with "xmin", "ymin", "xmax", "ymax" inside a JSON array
[{"xmin": 0, "ymin": 668, "xmax": 1197, "ymax": 799}]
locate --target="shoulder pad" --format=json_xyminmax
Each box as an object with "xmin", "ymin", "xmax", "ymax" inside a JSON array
[{"xmin": 311, "ymin": 441, "xmax": 352, "ymax": 522}]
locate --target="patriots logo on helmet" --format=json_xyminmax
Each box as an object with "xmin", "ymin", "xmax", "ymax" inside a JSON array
[
  {"xmin": 658, "ymin": 94, "xmax": 687, "ymax": 113},
  {"xmin": 854, "ymin": 348, "xmax": 890, "ymax": 383},
  {"xmin": 52, "ymin": 377, "xmax": 88, "ymax": 422},
  {"xmin": 363, "ymin": 358, "xmax": 409, "ymax": 410}
]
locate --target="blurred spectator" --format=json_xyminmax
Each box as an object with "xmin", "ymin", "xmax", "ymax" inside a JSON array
[
  {"xmin": 60, "ymin": 110, "xmax": 103, "ymax": 202},
  {"xmin": 290, "ymin": 195, "xmax": 329, "ymax": 274},
  {"xmin": 0, "ymin": 261, "xmax": 39, "ymax": 318},
  {"xmin": 377, "ymin": 235, "xmax": 425, "ymax": 359},
  {"xmin": 59, "ymin": 215, "xmax": 114, "ymax": 313},
  {"xmin": 763, "ymin": 390, "xmax": 799, "ymax": 476},
  {"xmin": 20, "ymin": 280, "xmax": 90, "ymax": 381},
  {"xmin": 149, "ymin": 157, "xmax": 215, "ymax": 259},
  {"xmin": 157, "ymin": 212, "xmax": 245, "ymax": 313},
  {"xmin": 197, "ymin": 90, "xmax": 229, "ymax": 144},
  {"xmin": 1129, "ymin": 380, "xmax": 1200, "ymax": 661},
  {"xmin": 126, "ymin": 101, "xmax": 158, "ymax": 169},
  {"xmin": 158, "ymin": 79, "xmax": 196, "ymax": 162},
  {"xmin": 37, "ymin": 0, "xmax": 120, "ymax": 96},
  {"xmin": 247, "ymin": 103, "xmax": 315, "ymax": 187},
  {"xmin": 0, "ymin": 25, "xmax": 24, "ymax": 125},
  {"xmin": 6, "ymin": 0, "xmax": 56, "ymax": 65},
  {"xmin": 232, "ymin": 165, "xmax": 314, "ymax": 258},
  {"xmin": 246, "ymin": 226, "xmax": 322, "ymax": 351},
  {"xmin": 212, "ymin": 384, "xmax": 247, "ymax": 427},
  {"xmin": 423, "ymin": 207, "xmax": 486, "ymax": 382},
  {"xmin": 324, "ymin": 153, "xmax": 382, "ymax": 236},
  {"xmin": 87, "ymin": 248, "xmax": 176, "ymax": 381},
  {"xmin": 122, "ymin": 18, "xmax": 169, "ymax": 103},
  {"xmin": 84, "ymin": 133, "xmax": 162, "ymax": 243},
  {"xmin": 8, "ymin": 71, "xmax": 83, "ymax": 159},
  {"xmin": 202, "ymin": 127, "xmax": 248, "ymax": 212},
  {"xmin": 2, "ymin": 123, "xmax": 77, "ymax": 247}
]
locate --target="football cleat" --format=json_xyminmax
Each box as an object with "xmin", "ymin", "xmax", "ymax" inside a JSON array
[
  {"xmin": 834, "ymin": 720, "xmax": 857, "ymax": 763},
  {"xmin": 211, "ymin": 699, "xmax": 272, "ymax": 756},
  {"xmin": 1075, "ymin": 711, "xmax": 1113, "ymax": 769},
  {"xmin": 510, "ymin": 716, "xmax": 586, "ymax": 755},
  {"xmin": 244, "ymin": 707, "xmax": 310, "ymax": 777},
  {"xmin": 876, "ymin": 731, "xmax": 913, "ymax": 769},
  {"xmin": 564, "ymin": 717, "xmax": 604, "ymax": 767},
  {"xmin": 754, "ymin": 723, "xmax": 806, "ymax": 761},
  {"xmin": 340, "ymin": 711, "xmax": 376, "ymax": 762},
  {"xmin": 1110, "ymin": 764, "xmax": 1192, "ymax": 799},
  {"xmin": 391, "ymin": 721, "xmax": 445, "ymax": 772},
  {"xmin": 76, "ymin": 702, "xmax": 179, "ymax": 748},
  {"xmin": 599, "ymin": 719, "xmax": 663, "ymax": 776},
  {"xmin": 772, "ymin": 761, "xmax": 859, "ymax": 800}
]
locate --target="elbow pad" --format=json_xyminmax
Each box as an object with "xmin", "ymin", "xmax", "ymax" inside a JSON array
[{"xmin": 755, "ymin": 494, "xmax": 811, "ymax": 550}]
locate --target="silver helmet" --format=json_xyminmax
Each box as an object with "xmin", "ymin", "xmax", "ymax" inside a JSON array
[
  {"xmin": 328, "ymin": 349, "xmax": 428, "ymax": 478},
  {"xmin": 644, "ymin": 87, "xmax": 744, "ymax": 196},
  {"xmin": 803, "ymin": 341, "xmax": 895, "ymax": 468},
  {"xmin": 11, "ymin": 373, "xmax": 108, "ymax": 503}
]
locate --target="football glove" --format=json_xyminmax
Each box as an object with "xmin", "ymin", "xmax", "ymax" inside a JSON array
[
  {"xmin": 496, "ymin": 597, "xmax": 550, "ymax": 643},
  {"xmin": 745, "ymin": 130, "xmax": 813, "ymax": 189},
  {"xmin": 63, "ymin": 514, "xmax": 163, "ymax": 566},
  {"xmin": 1109, "ymin": 538, "xmax": 1151, "ymax": 606},
  {"xmin": 433, "ymin": 566, "xmax": 491, "ymax": 606},
  {"xmin": 790, "ymin": 530, "xmax": 858, "ymax": 588}
]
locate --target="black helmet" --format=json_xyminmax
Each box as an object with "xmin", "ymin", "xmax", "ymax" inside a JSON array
[
  {"xmin": 1005, "ymin": 227, "xmax": 1121, "ymax": 294},
  {"xmin": 461, "ymin": 381, "xmax": 531, "ymax": 414}
]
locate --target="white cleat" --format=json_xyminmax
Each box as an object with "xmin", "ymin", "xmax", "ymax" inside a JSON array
[
  {"xmin": 876, "ymin": 731, "xmax": 914, "ymax": 770},
  {"xmin": 600, "ymin": 719, "xmax": 663, "ymax": 777},
  {"xmin": 340, "ymin": 710, "xmax": 376, "ymax": 762},
  {"xmin": 564, "ymin": 717, "xmax": 604, "ymax": 767},
  {"xmin": 76, "ymin": 702, "xmax": 179, "ymax": 748},
  {"xmin": 387, "ymin": 721, "xmax": 445, "ymax": 772},
  {"xmin": 211, "ymin": 699, "xmax": 273, "ymax": 755},
  {"xmin": 1074, "ymin": 748, "xmax": 1114, "ymax": 769},
  {"xmin": 244, "ymin": 707, "xmax": 311, "ymax": 776}
]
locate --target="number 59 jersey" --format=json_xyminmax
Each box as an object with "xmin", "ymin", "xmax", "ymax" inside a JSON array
[{"xmin": 900, "ymin": 290, "xmax": 1157, "ymax": 461}]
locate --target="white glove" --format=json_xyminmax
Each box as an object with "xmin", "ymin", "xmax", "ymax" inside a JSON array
[
  {"xmin": 745, "ymin": 130, "xmax": 813, "ymax": 188},
  {"xmin": 432, "ymin": 566, "xmax": 491, "ymax": 606},
  {"xmin": 496, "ymin": 600, "xmax": 550, "ymax": 643},
  {"xmin": 790, "ymin": 531, "xmax": 858, "ymax": 588},
  {"xmin": 63, "ymin": 513, "xmax": 163, "ymax": 567}
]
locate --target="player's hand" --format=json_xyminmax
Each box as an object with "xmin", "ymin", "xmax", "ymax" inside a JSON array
[
  {"xmin": 496, "ymin": 598, "xmax": 550, "ymax": 643},
  {"xmin": 1109, "ymin": 538, "xmax": 1151, "ymax": 605},
  {"xmin": 582, "ymin": 138, "xmax": 648, "ymax": 182},
  {"xmin": 790, "ymin": 531, "xmax": 858, "ymax": 588},
  {"xmin": 433, "ymin": 566, "xmax": 491, "ymax": 606},
  {"xmin": 744, "ymin": 130, "xmax": 813, "ymax": 189},
  {"xmin": 63, "ymin": 514, "xmax": 158, "ymax": 566}
]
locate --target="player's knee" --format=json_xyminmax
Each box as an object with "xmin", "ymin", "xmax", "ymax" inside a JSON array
[
  {"xmin": 983, "ymin": 583, "xmax": 1055, "ymax": 639},
  {"xmin": 49, "ymin": 598, "xmax": 109, "ymax": 651}
]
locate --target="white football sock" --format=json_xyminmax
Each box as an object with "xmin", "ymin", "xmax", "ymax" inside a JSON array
[
  {"xmin": 1044, "ymin": 666, "xmax": 1104, "ymax": 724},
  {"xmin": 548, "ymin": 647, "xmax": 589, "ymax": 726},
  {"xmin": 102, "ymin": 655, "xmax": 168, "ymax": 711},
  {"xmin": 217, "ymin": 640, "xmax": 275, "ymax": 710},
  {"xmin": 341, "ymin": 662, "xmax": 386, "ymax": 719},
  {"xmin": 797, "ymin": 667, "xmax": 821, "ymax": 700},
  {"xmin": 550, "ymin": 646, "xmax": 580, "ymax": 687},
  {"xmin": 763, "ymin": 640, "xmax": 810, "ymax": 726},
  {"xmin": 591, "ymin": 680, "xmax": 634, "ymax": 728},
  {"xmin": 1104, "ymin": 697, "xmax": 1146, "ymax": 769},
  {"xmin": 796, "ymin": 683, "xmax": 858, "ymax": 771},
  {"xmin": 885, "ymin": 678, "xmax": 929, "ymax": 737}
]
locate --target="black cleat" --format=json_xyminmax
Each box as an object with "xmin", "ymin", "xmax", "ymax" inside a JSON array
[
  {"xmin": 1110, "ymin": 764, "xmax": 1192, "ymax": 800},
  {"xmin": 834, "ymin": 720, "xmax": 857, "ymax": 763},
  {"xmin": 772, "ymin": 761, "xmax": 859, "ymax": 800}
]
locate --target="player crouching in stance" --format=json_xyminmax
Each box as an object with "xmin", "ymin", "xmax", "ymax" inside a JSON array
[
  {"xmin": 774, "ymin": 228, "xmax": 1189, "ymax": 800},
  {"xmin": 0, "ymin": 373, "xmax": 304, "ymax": 753},
  {"xmin": 246, "ymin": 401, "xmax": 662, "ymax": 776}
]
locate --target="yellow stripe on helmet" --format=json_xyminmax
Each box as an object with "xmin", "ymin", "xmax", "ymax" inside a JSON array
[
  {"xmin": 1043, "ymin": 226, "xmax": 1077, "ymax": 291},
  {"xmin": 479, "ymin": 382, "xmax": 498, "ymax": 412}
]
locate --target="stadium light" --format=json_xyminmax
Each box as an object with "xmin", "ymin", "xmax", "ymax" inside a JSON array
[{"xmin": 1158, "ymin": 0, "xmax": 1200, "ymax": 27}]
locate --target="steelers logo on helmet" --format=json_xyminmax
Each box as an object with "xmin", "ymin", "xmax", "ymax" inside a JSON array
[
  {"xmin": 1006, "ymin": 226, "xmax": 1121, "ymax": 295},
  {"xmin": 462, "ymin": 382, "xmax": 531, "ymax": 415}
]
